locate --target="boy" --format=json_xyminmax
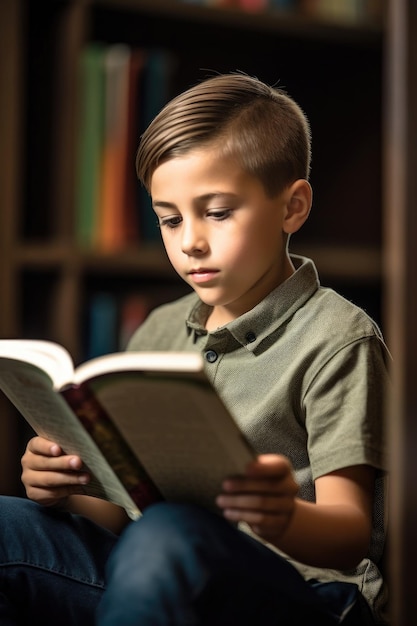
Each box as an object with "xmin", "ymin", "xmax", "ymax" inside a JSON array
[{"xmin": 0, "ymin": 73, "xmax": 389, "ymax": 625}]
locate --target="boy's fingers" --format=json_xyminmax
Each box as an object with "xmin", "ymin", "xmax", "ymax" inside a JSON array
[
  {"xmin": 246, "ymin": 454, "xmax": 293, "ymax": 476},
  {"xmin": 222, "ymin": 477, "xmax": 298, "ymax": 497},
  {"xmin": 27, "ymin": 436, "xmax": 63, "ymax": 456}
]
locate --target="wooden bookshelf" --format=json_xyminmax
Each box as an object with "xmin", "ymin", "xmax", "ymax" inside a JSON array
[
  {"xmin": 382, "ymin": 1, "xmax": 417, "ymax": 624},
  {"xmin": 2, "ymin": 2, "xmax": 417, "ymax": 622}
]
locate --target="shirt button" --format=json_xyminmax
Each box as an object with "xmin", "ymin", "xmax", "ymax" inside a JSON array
[
  {"xmin": 205, "ymin": 350, "xmax": 218, "ymax": 363},
  {"xmin": 245, "ymin": 331, "xmax": 256, "ymax": 343}
]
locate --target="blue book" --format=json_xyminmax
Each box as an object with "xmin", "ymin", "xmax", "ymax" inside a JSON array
[
  {"xmin": 86, "ymin": 293, "xmax": 119, "ymax": 360},
  {"xmin": 138, "ymin": 49, "xmax": 177, "ymax": 243}
]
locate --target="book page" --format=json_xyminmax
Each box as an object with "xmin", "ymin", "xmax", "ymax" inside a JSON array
[
  {"xmin": 0, "ymin": 340, "xmax": 75, "ymax": 389},
  {"xmin": 89, "ymin": 371, "xmax": 255, "ymax": 512},
  {"xmin": 73, "ymin": 351, "xmax": 204, "ymax": 385}
]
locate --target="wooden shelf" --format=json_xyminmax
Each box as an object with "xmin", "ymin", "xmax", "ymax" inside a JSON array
[
  {"xmin": 13, "ymin": 242, "xmax": 381, "ymax": 281},
  {"xmin": 13, "ymin": 243, "xmax": 173, "ymax": 276},
  {"xmin": 291, "ymin": 245, "xmax": 381, "ymax": 281}
]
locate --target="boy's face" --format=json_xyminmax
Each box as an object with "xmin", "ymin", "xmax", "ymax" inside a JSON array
[{"xmin": 151, "ymin": 148, "xmax": 298, "ymax": 329}]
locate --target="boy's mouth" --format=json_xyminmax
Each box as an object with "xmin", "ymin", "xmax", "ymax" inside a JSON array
[{"xmin": 188, "ymin": 268, "xmax": 219, "ymax": 284}]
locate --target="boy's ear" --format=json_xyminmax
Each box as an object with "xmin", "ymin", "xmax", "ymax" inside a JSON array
[{"xmin": 283, "ymin": 179, "xmax": 312, "ymax": 234}]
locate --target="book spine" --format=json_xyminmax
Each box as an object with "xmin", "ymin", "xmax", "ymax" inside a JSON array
[
  {"xmin": 118, "ymin": 293, "xmax": 150, "ymax": 351},
  {"xmin": 85, "ymin": 292, "xmax": 119, "ymax": 360},
  {"xmin": 139, "ymin": 48, "xmax": 177, "ymax": 242},
  {"xmin": 74, "ymin": 44, "xmax": 106, "ymax": 248},
  {"xmin": 61, "ymin": 383, "xmax": 164, "ymax": 510},
  {"xmin": 122, "ymin": 48, "xmax": 145, "ymax": 246},
  {"xmin": 98, "ymin": 44, "xmax": 132, "ymax": 251}
]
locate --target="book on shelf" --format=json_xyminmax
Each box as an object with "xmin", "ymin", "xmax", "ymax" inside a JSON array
[
  {"xmin": 98, "ymin": 44, "xmax": 134, "ymax": 251},
  {"xmin": 123, "ymin": 48, "xmax": 146, "ymax": 246},
  {"xmin": 238, "ymin": 0, "xmax": 269, "ymax": 12},
  {"xmin": 74, "ymin": 43, "xmax": 176, "ymax": 250},
  {"xmin": 201, "ymin": 0, "xmax": 382, "ymax": 21},
  {"xmin": 138, "ymin": 48, "xmax": 177, "ymax": 242},
  {"xmin": 118, "ymin": 293, "xmax": 151, "ymax": 351},
  {"xmin": 74, "ymin": 43, "xmax": 106, "ymax": 248},
  {"xmin": 98, "ymin": 44, "xmax": 146, "ymax": 250},
  {"xmin": 84, "ymin": 288, "xmax": 186, "ymax": 362},
  {"xmin": 86, "ymin": 292, "xmax": 119, "ymax": 360},
  {"xmin": 0, "ymin": 340, "xmax": 255, "ymax": 520},
  {"xmin": 269, "ymin": 0, "xmax": 295, "ymax": 9},
  {"xmin": 298, "ymin": 0, "xmax": 379, "ymax": 22}
]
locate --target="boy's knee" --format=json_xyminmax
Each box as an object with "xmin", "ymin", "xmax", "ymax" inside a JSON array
[
  {"xmin": 118, "ymin": 503, "xmax": 210, "ymax": 552},
  {"xmin": 109, "ymin": 502, "xmax": 221, "ymax": 576}
]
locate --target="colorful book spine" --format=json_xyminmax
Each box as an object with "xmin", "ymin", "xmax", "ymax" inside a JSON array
[{"xmin": 74, "ymin": 44, "xmax": 178, "ymax": 249}]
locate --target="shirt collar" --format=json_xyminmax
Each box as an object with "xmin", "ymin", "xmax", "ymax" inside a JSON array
[{"xmin": 185, "ymin": 255, "xmax": 320, "ymax": 353}]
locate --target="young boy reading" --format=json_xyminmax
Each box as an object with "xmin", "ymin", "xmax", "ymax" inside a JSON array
[{"xmin": 0, "ymin": 73, "xmax": 389, "ymax": 625}]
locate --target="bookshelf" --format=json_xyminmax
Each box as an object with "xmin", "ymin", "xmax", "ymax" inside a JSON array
[{"xmin": 2, "ymin": 1, "xmax": 417, "ymax": 622}]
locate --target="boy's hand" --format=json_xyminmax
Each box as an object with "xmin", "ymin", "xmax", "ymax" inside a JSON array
[
  {"xmin": 21, "ymin": 436, "xmax": 91, "ymax": 508},
  {"xmin": 216, "ymin": 454, "xmax": 299, "ymax": 541}
]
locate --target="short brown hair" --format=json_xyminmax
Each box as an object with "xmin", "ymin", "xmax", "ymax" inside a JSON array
[{"xmin": 136, "ymin": 73, "xmax": 311, "ymax": 197}]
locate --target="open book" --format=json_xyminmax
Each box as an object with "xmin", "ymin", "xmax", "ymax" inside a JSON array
[{"xmin": 0, "ymin": 340, "xmax": 254, "ymax": 520}]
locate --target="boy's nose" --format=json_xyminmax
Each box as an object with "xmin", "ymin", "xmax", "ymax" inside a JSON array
[{"xmin": 181, "ymin": 223, "xmax": 207, "ymax": 256}]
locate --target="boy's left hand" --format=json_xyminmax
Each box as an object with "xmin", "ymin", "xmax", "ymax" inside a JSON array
[{"xmin": 216, "ymin": 454, "xmax": 299, "ymax": 541}]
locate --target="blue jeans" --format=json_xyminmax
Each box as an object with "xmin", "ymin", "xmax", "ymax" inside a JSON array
[{"xmin": 0, "ymin": 496, "xmax": 373, "ymax": 625}]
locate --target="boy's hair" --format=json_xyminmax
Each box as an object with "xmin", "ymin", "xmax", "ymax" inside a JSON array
[{"xmin": 136, "ymin": 73, "xmax": 311, "ymax": 197}]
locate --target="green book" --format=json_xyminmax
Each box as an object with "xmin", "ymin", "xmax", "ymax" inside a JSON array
[{"xmin": 74, "ymin": 43, "xmax": 106, "ymax": 248}]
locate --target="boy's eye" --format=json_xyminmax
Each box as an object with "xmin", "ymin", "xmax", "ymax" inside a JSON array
[
  {"xmin": 159, "ymin": 215, "xmax": 182, "ymax": 229},
  {"xmin": 208, "ymin": 209, "xmax": 232, "ymax": 221}
]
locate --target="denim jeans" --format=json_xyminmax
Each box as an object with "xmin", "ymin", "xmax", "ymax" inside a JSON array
[{"xmin": 0, "ymin": 496, "xmax": 373, "ymax": 626}]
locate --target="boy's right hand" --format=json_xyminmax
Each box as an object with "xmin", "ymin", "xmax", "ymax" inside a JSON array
[{"xmin": 21, "ymin": 436, "xmax": 91, "ymax": 508}]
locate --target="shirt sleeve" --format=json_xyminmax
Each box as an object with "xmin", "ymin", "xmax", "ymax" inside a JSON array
[{"xmin": 303, "ymin": 335, "xmax": 390, "ymax": 480}]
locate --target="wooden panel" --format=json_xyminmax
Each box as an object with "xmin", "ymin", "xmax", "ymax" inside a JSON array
[
  {"xmin": 0, "ymin": 0, "xmax": 24, "ymax": 494},
  {"xmin": 383, "ymin": 0, "xmax": 417, "ymax": 624},
  {"xmin": 0, "ymin": 0, "xmax": 22, "ymax": 338}
]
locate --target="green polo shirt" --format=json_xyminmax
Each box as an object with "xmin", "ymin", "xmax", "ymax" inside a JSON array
[{"xmin": 128, "ymin": 255, "xmax": 390, "ymax": 624}]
